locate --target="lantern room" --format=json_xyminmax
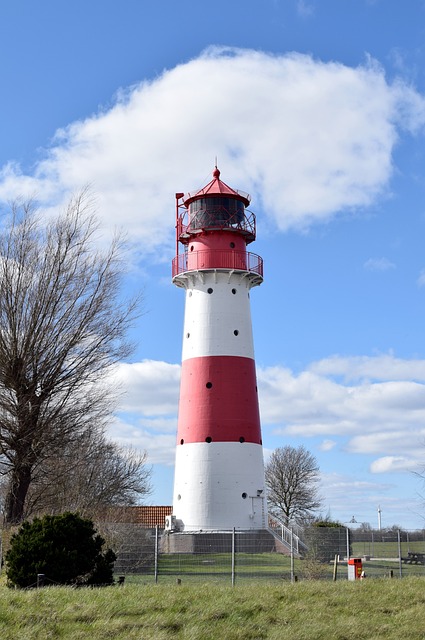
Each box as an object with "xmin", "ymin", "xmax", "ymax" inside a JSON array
[
  {"xmin": 175, "ymin": 167, "xmax": 256, "ymax": 246},
  {"xmin": 172, "ymin": 167, "xmax": 263, "ymax": 283}
]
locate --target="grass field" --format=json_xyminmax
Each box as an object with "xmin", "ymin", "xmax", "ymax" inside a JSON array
[
  {"xmin": 0, "ymin": 577, "xmax": 424, "ymax": 639},
  {"xmin": 351, "ymin": 539, "xmax": 425, "ymax": 559}
]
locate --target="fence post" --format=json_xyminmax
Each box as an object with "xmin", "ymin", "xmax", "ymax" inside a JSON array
[
  {"xmin": 333, "ymin": 555, "xmax": 338, "ymax": 582},
  {"xmin": 154, "ymin": 525, "xmax": 159, "ymax": 584},
  {"xmin": 231, "ymin": 528, "xmax": 235, "ymax": 587},
  {"xmin": 398, "ymin": 529, "xmax": 402, "ymax": 579},
  {"xmin": 346, "ymin": 527, "xmax": 350, "ymax": 561},
  {"xmin": 290, "ymin": 528, "xmax": 295, "ymax": 583}
]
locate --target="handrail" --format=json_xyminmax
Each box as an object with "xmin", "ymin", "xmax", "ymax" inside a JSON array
[
  {"xmin": 172, "ymin": 249, "xmax": 263, "ymax": 279},
  {"xmin": 268, "ymin": 514, "xmax": 309, "ymax": 557}
]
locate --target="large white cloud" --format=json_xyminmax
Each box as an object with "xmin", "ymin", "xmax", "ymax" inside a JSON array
[{"xmin": 1, "ymin": 47, "xmax": 424, "ymax": 254}]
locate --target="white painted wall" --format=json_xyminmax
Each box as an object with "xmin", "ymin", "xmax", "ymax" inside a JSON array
[
  {"xmin": 173, "ymin": 441, "xmax": 267, "ymax": 531},
  {"xmin": 181, "ymin": 271, "xmax": 256, "ymax": 361}
]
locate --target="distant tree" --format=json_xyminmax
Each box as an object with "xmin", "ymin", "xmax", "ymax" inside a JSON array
[
  {"xmin": 0, "ymin": 192, "xmax": 139, "ymax": 524},
  {"xmin": 6, "ymin": 512, "xmax": 116, "ymax": 587},
  {"xmin": 265, "ymin": 445, "xmax": 323, "ymax": 525},
  {"xmin": 381, "ymin": 524, "xmax": 404, "ymax": 540}
]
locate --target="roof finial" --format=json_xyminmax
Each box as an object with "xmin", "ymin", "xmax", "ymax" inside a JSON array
[{"xmin": 213, "ymin": 157, "xmax": 220, "ymax": 179}]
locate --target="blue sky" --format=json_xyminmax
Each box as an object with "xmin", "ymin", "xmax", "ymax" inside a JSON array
[{"xmin": 2, "ymin": 0, "xmax": 425, "ymax": 529}]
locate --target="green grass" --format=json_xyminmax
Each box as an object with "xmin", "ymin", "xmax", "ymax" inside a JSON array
[
  {"xmin": 158, "ymin": 552, "xmax": 289, "ymax": 576},
  {"xmin": 0, "ymin": 578, "xmax": 425, "ymax": 639},
  {"xmin": 351, "ymin": 539, "xmax": 425, "ymax": 558}
]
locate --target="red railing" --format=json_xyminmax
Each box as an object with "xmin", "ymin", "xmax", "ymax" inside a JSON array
[{"xmin": 172, "ymin": 250, "xmax": 263, "ymax": 279}]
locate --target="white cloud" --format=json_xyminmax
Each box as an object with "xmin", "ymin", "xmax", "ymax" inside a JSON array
[
  {"xmin": 319, "ymin": 439, "xmax": 337, "ymax": 451},
  {"xmin": 108, "ymin": 416, "xmax": 176, "ymax": 466},
  {"xmin": 370, "ymin": 456, "xmax": 420, "ymax": 474},
  {"xmin": 1, "ymin": 48, "xmax": 425, "ymax": 253},
  {"xmin": 349, "ymin": 429, "xmax": 425, "ymax": 452},
  {"xmin": 111, "ymin": 360, "xmax": 180, "ymax": 415},
  {"xmin": 321, "ymin": 472, "xmax": 393, "ymax": 507},
  {"xmin": 258, "ymin": 363, "xmax": 425, "ymax": 437},
  {"xmin": 296, "ymin": 0, "xmax": 314, "ymax": 17},
  {"xmin": 261, "ymin": 373, "xmax": 425, "ymax": 440},
  {"xmin": 106, "ymin": 360, "xmax": 181, "ymax": 465},
  {"xmin": 417, "ymin": 269, "xmax": 425, "ymax": 287},
  {"xmin": 349, "ymin": 431, "xmax": 425, "ymax": 460},
  {"xmin": 319, "ymin": 471, "xmax": 410, "ymax": 526},
  {"xmin": 364, "ymin": 257, "xmax": 396, "ymax": 271},
  {"xmin": 309, "ymin": 354, "xmax": 425, "ymax": 382},
  {"xmin": 256, "ymin": 355, "xmax": 425, "ymax": 472}
]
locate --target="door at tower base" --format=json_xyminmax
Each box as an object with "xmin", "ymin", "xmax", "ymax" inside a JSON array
[{"xmin": 172, "ymin": 441, "xmax": 266, "ymax": 531}]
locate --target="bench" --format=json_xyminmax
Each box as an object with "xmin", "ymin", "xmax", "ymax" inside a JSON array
[{"xmin": 402, "ymin": 552, "xmax": 425, "ymax": 565}]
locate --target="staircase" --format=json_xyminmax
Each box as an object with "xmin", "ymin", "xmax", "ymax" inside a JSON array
[{"xmin": 268, "ymin": 515, "xmax": 308, "ymax": 557}]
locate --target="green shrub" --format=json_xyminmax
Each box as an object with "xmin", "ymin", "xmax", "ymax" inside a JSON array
[{"xmin": 5, "ymin": 512, "xmax": 116, "ymax": 588}]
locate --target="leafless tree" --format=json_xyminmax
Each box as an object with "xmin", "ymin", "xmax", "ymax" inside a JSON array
[
  {"xmin": 23, "ymin": 432, "xmax": 152, "ymax": 518},
  {"xmin": 265, "ymin": 445, "xmax": 323, "ymax": 525},
  {"xmin": 0, "ymin": 191, "xmax": 139, "ymax": 524}
]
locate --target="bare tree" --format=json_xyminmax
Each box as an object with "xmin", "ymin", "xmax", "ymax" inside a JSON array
[
  {"xmin": 0, "ymin": 192, "xmax": 139, "ymax": 524},
  {"xmin": 265, "ymin": 445, "xmax": 323, "ymax": 525},
  {"xmin": 23, "ymin": 432, "xmax": 152, "ymax": 518}
]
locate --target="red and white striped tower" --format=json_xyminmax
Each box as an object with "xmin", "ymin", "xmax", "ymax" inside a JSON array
[{"xmin": 170, "ymin": 167, "xmax": 267, "ymax": 532}]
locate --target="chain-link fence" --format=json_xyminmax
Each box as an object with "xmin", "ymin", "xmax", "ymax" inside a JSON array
[
  {"xmin": 350, "ymin": 528, "xmax": 425, "ymax": 579},
  {"xmin": 100, "ymin": 523, "xmax": 425, "ymax": 584}
]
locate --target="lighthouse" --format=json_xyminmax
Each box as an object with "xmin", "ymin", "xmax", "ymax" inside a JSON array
[{"xmin": 170, "ymin": 167, "xmax": 267, "ymax": 533}]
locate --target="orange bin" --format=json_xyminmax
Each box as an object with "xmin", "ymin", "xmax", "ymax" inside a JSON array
[{"xmin": 347, "ymin": 558, "xmax": 363, "ymax": 581}]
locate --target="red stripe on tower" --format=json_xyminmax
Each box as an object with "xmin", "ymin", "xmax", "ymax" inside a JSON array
[{"xmin": 177, "ymin": 356, "xmax": 262, "ymax": 445}]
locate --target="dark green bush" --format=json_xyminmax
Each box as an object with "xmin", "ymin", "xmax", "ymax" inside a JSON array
[{"xmin": 6, "ymin": 512, "xmax": 116, "ymax": 588}]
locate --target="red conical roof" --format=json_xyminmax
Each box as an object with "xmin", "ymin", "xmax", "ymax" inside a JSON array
[{"xmin": 184, "ymin": 167, "xmax": 250, "ymax": 208}]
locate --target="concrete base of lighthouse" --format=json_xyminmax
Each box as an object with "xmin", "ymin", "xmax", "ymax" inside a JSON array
[{"xmin": 160, "ymin": 530, "xmax": 291, "ymax": 555}]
